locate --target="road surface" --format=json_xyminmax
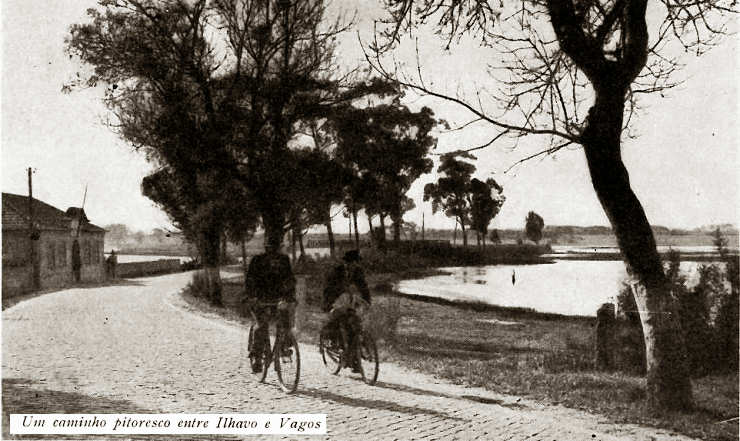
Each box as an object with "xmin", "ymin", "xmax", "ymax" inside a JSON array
[{"xmin": 3, "ymin": 271, "xmax": 693, "ymax": 440}]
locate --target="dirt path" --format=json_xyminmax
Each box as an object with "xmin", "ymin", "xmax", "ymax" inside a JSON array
[{"xmin": 3, "ymin": 272, "xmax": 694, "ymax": 440}]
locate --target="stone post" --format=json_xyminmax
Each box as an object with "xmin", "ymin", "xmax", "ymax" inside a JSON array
[{"xmin": 596, "ymin": 302, "xmax": 616, "ymax": 370}]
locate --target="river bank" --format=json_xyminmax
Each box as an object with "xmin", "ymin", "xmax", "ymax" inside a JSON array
[{"xmin": 548, "ymin": 251, "xmax": 737, "ymax": 262}]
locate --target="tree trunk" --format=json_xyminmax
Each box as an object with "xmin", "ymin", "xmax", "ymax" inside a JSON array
[
  {"xmin": 298, "ymin": 231, "xmax": 305, "ymax": 258},
  {"xmin": 325, "ymin": 210, "xmax": 335, "ymax": 258},
  {"xmin": 291, "ymin": 229, "xmax": 297, "ymax": 261},
  {"xmin": 220, "ymin": 231, "xmax": 228, "ymax": 263},
  {"xmin": 262, "ymin": 206, "xmax": 286, "ymax": 252},
  {"xmin": 453, "ymin": 221, "xmax": 457, "ymax": 245},
  {"xmin": 240, "ymin": 239, "xmax": 248, "ymax": 279},
  {"xmin": 379, "ymin": 214, "xmax": 387, "ymax": 244},
  {"xmin": 459, "ymin": 217, "xmax": 468, "ymax": 247},
  {"xmin": 476, "ymin": 231, "xmax": 481, "ymax": 248},
  {"xmin": 392, "ymin": 214, "xmax": 401, "ymax": 246},
  {"xmin": 352, "ymin": 204, "xmax": 360, "ymax": 250},
  {"xmin": 367, "ymin": 216, "xmax": 374, "ymax": 247},
  {"xmin": 582, "ymin": 90, "xmax": 692, "ymax": 411},
  {"xmin": 199, "ymin": 222, "xmax": 222, "ymax": 307}
]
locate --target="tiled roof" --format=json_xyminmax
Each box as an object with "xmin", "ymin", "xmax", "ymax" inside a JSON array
[{"xmin": 2, "ymin": 192, "xmax": 105, "ymax": 233}]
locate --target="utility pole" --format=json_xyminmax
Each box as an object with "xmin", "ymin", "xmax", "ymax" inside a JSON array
[
  {"xmin": 28, "ymin": 167, "xmax": 40, "ymax": 290},
  {"xmin": 75, "ymin": 184, "xmax": 88, "ymax": 238},
  {"xmin": 421, "ymin": 212, "xmax": 425, "ymax": 241}
]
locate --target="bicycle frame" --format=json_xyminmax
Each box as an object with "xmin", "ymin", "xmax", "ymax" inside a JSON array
[{"xmin": 245, "ymin": 300, "xmax": 300, "ymax": 392}]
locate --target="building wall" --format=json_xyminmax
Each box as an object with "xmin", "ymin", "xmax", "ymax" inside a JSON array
[
  {"xmin": 78, "ymin": 231, "xmax": 105, "ymax": 283},
  {"xmin": 3, "ymin": 229, "xmax": 106, "ymax": 296},
  {"xmin": 2, "ymin": 230, "xmax": 33, "ymax": 295},
  {"xmin": 38, "ymin": 230, "xmax": 73, "ymax": 290},
  {"xmin": 116, "ymin": 259, "xmax": 181, "ymax": 278}
]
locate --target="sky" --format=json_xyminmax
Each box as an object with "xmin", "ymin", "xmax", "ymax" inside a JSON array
[{"xmin": 2, "ymin": 0, "xmax": 738, "ymax": 233}]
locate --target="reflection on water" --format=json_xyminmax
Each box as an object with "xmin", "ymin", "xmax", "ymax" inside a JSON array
[{"xmin": 396, "ymin": 260, "xmax": 709, "ymax": 317}]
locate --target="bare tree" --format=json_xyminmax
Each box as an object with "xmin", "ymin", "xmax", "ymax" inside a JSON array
[{"xmin": 368, "ymin": 0, "xmax": 734, "ymax": 410}]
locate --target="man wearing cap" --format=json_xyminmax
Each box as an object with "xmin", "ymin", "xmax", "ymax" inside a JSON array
[{"xmin": 322, "ymin": 250, "xmax": 371, "ymax": 372}]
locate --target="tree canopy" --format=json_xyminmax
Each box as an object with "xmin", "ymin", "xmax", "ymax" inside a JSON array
[
  {"xmin": 470, "ymin": 177, "xmax": 505, "ymax": 247},
  {"xmin": 329, "ymin": 86, "xmax": 440, "ymax": 245},
  {"xmin": 525, "ymin": 211, "xmax": 545, "ymax": 244},
  {"xmin": 424, "ymin": 152, "xmax": 478, "ymax": 246}
]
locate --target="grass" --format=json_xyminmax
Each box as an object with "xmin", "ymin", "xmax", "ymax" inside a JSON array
[{"xmin": 182, "ymin": 267, "xmax": 739, "ymax": 441}]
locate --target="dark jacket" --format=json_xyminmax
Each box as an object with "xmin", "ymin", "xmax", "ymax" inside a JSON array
[
  {"xmin": 322, "ymin": 263, "xmax": 371, "ymax": 312},
  {"xmin": 245, "ymin": 253, "xmax": 296, "ymax": 303}
]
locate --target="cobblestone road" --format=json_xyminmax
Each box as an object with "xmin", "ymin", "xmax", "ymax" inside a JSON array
[{"xmin": 3, "ymin": 272, "xmax": 694, "ymax": 440}]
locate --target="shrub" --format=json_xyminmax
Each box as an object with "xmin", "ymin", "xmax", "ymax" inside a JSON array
[
  {"xmin": 363, "ymin": 295, "xmax": 402, "ymax": 344},
  {"xmin": 181, "ymin": 259, "xmax": 202, "ymax": 271},
  {"xmin": 187, "ymin": 270, "xmax": 209, "ymax": 298},
  {"xmin": 612, "ymin": 248, "xmax": 739, "ymax": 377},
  {"xmin": 293, "ymin": 253, "xmax": 335, "ymax": 275},
  {"xmin": 715, "ymin": 257, "xmax": 739, "ymax": 372},
  {"xmin": 679, "ymin": 263, "xmax": 720, "ymax": 376}
]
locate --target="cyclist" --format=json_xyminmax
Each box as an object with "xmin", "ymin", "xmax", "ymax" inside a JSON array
[
  {"xmin": 244, "ymin": 234, "xmax": 296, "ymax": 373},
  {"xmin": 322, "ymin": 249, "xmax": 371, "ymax": 373}
]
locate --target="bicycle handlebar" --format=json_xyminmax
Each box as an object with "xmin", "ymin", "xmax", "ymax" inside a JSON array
[{"xmin": 243, "ymin": 299, "xmax": 296, "ymax": 322}]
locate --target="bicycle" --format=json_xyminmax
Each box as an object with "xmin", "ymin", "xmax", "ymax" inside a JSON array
[
  {"xmin": 318, "ymin": 295, "xmax": 379, "ymax": 385},
  {"xmin": 246, "ymin": 300, "xmax": 300, "ymax": 393}
]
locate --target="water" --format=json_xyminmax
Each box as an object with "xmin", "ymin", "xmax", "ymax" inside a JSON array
[{"xmin": 396, "ymin": 260, "xmax": 711, "ymax": 317}]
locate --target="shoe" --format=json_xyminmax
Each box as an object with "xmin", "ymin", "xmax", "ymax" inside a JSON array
[{"xmin": 251, "ymin": 361, "xmax": 263, "ymax": 373}]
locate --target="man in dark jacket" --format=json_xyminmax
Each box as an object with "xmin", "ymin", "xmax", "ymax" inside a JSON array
[
  {"xmin": 244, "ymin": 234, "xmax": 296, "ymax": 373},
  {"xmin": 322, "ymin": 250, "xmax": 371, "ymax": 372}
]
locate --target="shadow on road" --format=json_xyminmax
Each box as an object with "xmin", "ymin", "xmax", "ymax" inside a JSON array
[
  {"xmin": 2, "ymin": 280, "xmax": 146, "ymax": 311},
  {"xmin": 373, "ymin": 381, "xmax": 530, "ymax": 410},
  {"xmin": 2, "ymin": 378, "xmax": 232, "ymax": 441},
  {"xmin": 297, "ymin": 386, "xmax": 466, "ymax": 421},
  {"xmin": 460, "ymin": 395, "xmax": 529, "ymax": 409},
  {"xmin": 373, "ymin": 380, "xmax": 459, "ymax": 399}
]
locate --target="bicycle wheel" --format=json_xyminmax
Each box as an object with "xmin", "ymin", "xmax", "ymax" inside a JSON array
[
  {"xmin": 319, "ymin": 328, "xmax": 342, "ymax": 375},
  {"xmin": 275, "ymin": 333, "xmax": 300, "ymax": 393},
  {"xmin": 246, "ymin": 326, "xmax": 262, "ymax": 378},
  {"xmin": 358, "ymin": 331, "xmax": 379, "ymax": 385}
]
